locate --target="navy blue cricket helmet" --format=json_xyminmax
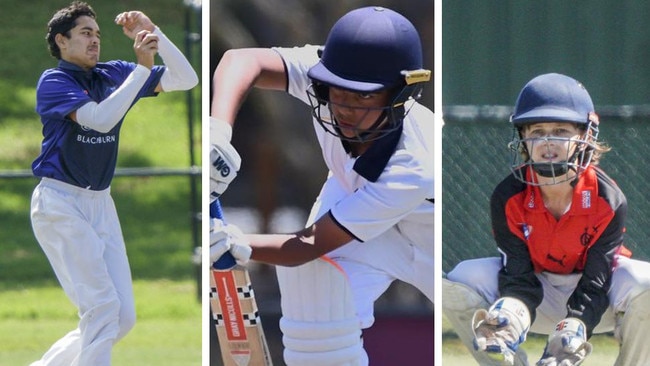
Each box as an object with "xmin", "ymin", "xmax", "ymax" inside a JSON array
[
  {"xmin": 508, "ymin": 73, "xmax": 601, "ymax": 185},
  {"xmin": 511, "ymin": 73, "xmax": 596, "ymax": 126},
  {"xmin": 307, "ymin": 6, "xmax": 431, "ymax": 142}
]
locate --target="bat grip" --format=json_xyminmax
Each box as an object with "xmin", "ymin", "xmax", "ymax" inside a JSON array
[
  {"xmin": 210, "ymin": 199, "xmax": 237, "ymax": 270},
  {"xmin": 213, "ymin": 252, "xmax": 236, "ymax": 270}
]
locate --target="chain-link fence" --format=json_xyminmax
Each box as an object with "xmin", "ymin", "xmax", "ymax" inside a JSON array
[{"xmin": 442, "ymin": 105, "xmax": 650, "ymax": 273}]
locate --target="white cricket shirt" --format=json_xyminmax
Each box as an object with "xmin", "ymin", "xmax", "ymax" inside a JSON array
[{"xmin": 274, "ymin": 45, "xmax": 434, "ymax": 249}]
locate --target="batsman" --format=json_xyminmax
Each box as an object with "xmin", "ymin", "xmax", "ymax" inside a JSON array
[
  {"xmin": 209, "ymin": 6, "xmax": 434, "ymax": 365},
  {"xmin": 442, "ymin": 73, "xmax": 650, "ymax": 365}
]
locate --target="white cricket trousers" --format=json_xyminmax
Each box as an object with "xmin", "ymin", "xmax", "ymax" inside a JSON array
[{"xmin": 30, "ymin": 178, "xmax": 135, "ymax": 366}]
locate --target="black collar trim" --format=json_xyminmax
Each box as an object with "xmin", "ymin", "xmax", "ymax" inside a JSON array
[{"xmin": 343, "ymin": 123, "xmax": 402, "ymax": 183}]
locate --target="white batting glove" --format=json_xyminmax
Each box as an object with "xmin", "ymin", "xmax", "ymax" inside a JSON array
[
  {"xmin": 472, "ymin": 297, "xmax": 531, "ymax": 365},
  {"xmin": 209, "ymin": 218, "xmax": 252, "ymax": 266},
  {"xmin": 537, "ymin": 318, "xmax": 592, "ymax": 366},
  {"xmin": 210, "ymin": 117, "xmax": 241, "ymax": 202}
]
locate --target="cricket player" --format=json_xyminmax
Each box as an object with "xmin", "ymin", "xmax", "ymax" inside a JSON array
[
  {"xmin": 29, "ymin": 2, "xmax": 197, "ymax": 365},
  {"xmin": 209, "ymin": 6, "xmax": 434, "ymax": 365},
  {"xmin": 442, "ymin": 73, "xmax": 650, "ymax": 365}
]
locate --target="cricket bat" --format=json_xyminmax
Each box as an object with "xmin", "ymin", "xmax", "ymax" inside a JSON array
[{"xmin": 210, "ymin": 200, "xmax": 273, "ymax": 366}]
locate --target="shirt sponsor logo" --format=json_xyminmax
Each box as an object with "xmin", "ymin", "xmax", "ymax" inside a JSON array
[
  {"xmin": 581, "ymin": 190, "xmax": 591, "ymax": 209},
  {"xmin": 546, "ymin": 253, "xmax": 566, "ymax": 267},
  {"xmin": 76, "ymin": 134, "xmax": 116, "ymax": 144}
]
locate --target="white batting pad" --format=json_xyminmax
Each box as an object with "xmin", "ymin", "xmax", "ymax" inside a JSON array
[{"xmin": 277, "ymin": 258, "xmax": 365, "ymax": 365}]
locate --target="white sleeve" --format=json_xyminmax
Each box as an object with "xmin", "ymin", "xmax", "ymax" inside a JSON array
[
  {"xmin": 271, "ymin": 45, "xmax": 321, "ymax": 104},
  {"xmin": 75, "ymin": 64, "xmax": 151, "ymax": 133},
  {"xmin": 155, "ymin": 27, "xmax": 198, "ymax": 91},
  {"xmin": 330, "ymin": 151, "xmax": 433, "ymax": 242}
]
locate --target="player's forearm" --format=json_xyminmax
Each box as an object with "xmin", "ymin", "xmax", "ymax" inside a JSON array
[
  {"xmin": 246, "ymin": 213, "xmax": 354, "ymax": 267},
  {"xmin": 155, "ymin": 27, "xmax": 198, "ymax": 91},
  {"xmin": 74, "ymin": 65, "xmax": 151, "ymax": 133},
  {"xmin": 247, "ymin": 233, "xmax": 325, "ymax": 267},
  {"xmin": 567, "ymin": 244, "xmax": 617, "ymax": 336}
]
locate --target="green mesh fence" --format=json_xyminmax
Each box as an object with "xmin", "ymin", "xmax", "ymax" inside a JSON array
[{"xmin": 442, "ymin": 106, "xmax": 650, "ymax": 273}]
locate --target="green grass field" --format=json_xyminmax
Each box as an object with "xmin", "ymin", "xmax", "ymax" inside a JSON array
[{"xmin": 0, "ymin": 280, "xmax": 201, "ymax": 365}]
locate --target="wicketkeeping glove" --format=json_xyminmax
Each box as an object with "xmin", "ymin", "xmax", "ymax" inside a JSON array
[
  {"xmin": 210, "ymin": 117, "xmax": 241, "ymax": 202},
  {"xmin": 472, "ymin": 297, "xmax": 531, "ymax": 365},
  {"xmin": 537, "ymin": 318, "xmax": 592, "ymax": 366},
  {"xmin": 209, "ymin": 218, "xmax": 252, "ymax": 268}
]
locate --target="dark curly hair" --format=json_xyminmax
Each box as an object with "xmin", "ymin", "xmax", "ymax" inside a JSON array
[{"xmin": 46, "ymin": 1, "xmax": 96, "ymax": 59}]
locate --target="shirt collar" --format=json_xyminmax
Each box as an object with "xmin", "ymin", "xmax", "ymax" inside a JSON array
[
  {"xmin": 57, "ymin": 59, "xmax": 94, "ymax": 78},
  {"xmin": 524, "ymin": 166, "xmax": 597, "ymax": 213},
  {"xmin": 343, "ymin": 123, "xmax": 403, "ymax": 183}
]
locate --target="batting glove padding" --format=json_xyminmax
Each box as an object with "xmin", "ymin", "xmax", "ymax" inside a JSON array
[
  {"xmin": 209, "ymin": 218, "xmax": 251, "ymax": 268},
  {"xmin": 536, "ymin": 318, "xmax": 592, "ymax": 366},
  {"xmin": 210, "ymin": 118, "xmax": 241, "ymax": 202},
  {"xmin": 472, "ymin": 297, "xmax": 531, "ymax": 365}
]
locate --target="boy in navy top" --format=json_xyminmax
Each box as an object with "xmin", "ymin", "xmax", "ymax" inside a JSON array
[{"xmin": 30, "ymin": 2, "xmax": 197, "ymax": 365}]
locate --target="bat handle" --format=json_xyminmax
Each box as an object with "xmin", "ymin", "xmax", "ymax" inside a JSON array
[
  {"xmin": 210, "ymin": 199, "xmax": 225, "ymax": 220},
  {"xmin": 210, "ymin": 199, "xmax": 237, "ymax": 270},
  {"xmin": 213, "ymin": 252, "xmax": 237, "ymax": 270}
]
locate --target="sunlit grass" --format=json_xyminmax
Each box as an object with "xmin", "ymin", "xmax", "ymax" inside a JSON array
[{"xmin": 0, "ymin": 280, "xmax": 201, "ymax": 366}]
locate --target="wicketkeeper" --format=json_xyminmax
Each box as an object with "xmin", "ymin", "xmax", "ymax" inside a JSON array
[{"xmin": 442, "ymin": 73, "xmax": 650, "ymax": 366}]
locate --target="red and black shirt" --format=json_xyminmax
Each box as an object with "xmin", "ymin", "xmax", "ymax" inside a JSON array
[{"xmin": 490, "ymin": 165, "xmax": 627, "ymax": 335}]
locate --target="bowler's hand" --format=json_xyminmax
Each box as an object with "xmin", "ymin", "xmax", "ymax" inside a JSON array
[
  {"xmin": 132, "ymin": 30, "xmax": 158, "ymax": 69},
  {"xmin": 115, "ymin": 11, "xmax": 155, "ymax": 40}
]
